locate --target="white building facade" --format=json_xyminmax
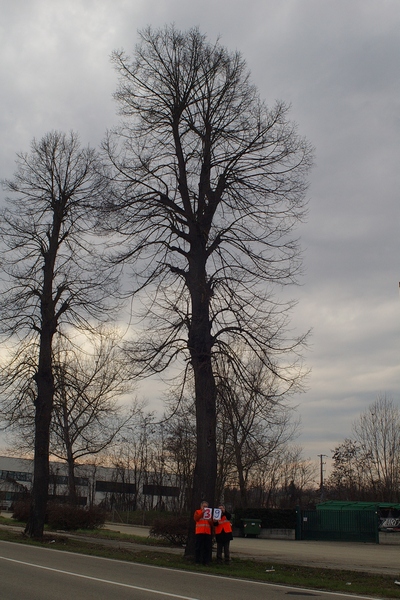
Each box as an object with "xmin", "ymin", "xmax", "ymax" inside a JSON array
[{"xmin": 0, "ymin": 456, "xmax": 182, "ymax": 511}]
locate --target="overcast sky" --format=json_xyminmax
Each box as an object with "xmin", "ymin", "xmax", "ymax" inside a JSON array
[{"xmin": 1, "ymin": 0, "xmax": 399, "ymax": 476}]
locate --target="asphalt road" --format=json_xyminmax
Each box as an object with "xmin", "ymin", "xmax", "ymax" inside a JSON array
[{"xmin": 0, "ymin": 539, "xmax": 378, "ymax": 600}]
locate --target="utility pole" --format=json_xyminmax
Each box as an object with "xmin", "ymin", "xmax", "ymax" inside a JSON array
[{"xmin": 318, "ymin": 454, "xmax": 327, "ymax": 501}]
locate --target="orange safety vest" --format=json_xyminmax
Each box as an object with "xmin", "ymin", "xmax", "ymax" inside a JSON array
[
  {"xmin": 194, "ymin": 509, "xmax": 212, "ymax": 535},
  {"xmin": 214, "ymin": 515, "xmax": 232, "ymax": 535}
]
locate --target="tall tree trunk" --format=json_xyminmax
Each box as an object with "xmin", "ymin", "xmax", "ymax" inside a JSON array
[
  {"xmin": 25, "ymin": 332, "xmax": 54, "ymax": 538},
  {"xmin": 184, "ymin": 253, "xmax": 217, "ymax": 557},
  {"xmin": 67, "ymin": 451, "xmax": 77, "ymax": 504},
  {"xmin": 185, "ymin": 355, "xmax": 217, "ymax": 557},
  {"xmin": 26, "ymin": 221, "xmax": 59, "ymax": 537}
]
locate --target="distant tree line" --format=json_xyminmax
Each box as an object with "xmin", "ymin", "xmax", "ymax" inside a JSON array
[{"xmin": 97, "ymin": 401, "xmax": 317, "ymax": 512}]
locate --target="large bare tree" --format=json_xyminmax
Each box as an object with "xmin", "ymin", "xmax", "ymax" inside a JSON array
[
  {"xmin": 103, "ymin": 25, "xmax": 312, "ymax": 552},
  {"xmin": 0, "ymin": 131, "xmax": 116, "ymax": 537}
]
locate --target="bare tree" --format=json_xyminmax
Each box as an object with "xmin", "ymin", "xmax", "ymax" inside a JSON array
[
  {"xmin": 2, "ymin": 329, "xmax": 134, "ymax": 504},
  {"xmin": 110, "ymin": 407, "xmax": 156, "ymax": 511},
  {"xmin": 50, "ymin": 329, "xmax": 134, "ymax": 503},
  {"xmin": 163, "ymin": 395, "xmax": 197, "ymax": 512},
  {"xmin": 103, "ymin": 25, "xmax": 312, "ymax": 552},
  {"xmin": 326, "ymin": 439, "xmax": 370, "ymax": 500},
  {"xmin": 352, "ymin": 395, "xmax": 400, "ymax": 501},
  {"xmin": 216, "ymin": 354, "xmax": 300, "ymax": 508},
  {"xmin": 257, "ymin": 445, "xmax": 317, "ymax": 508},
  {"xmin": 162, "ymin": 355, "xmax": 301, "ymax": 510},
  {"xmin": 0, "ymin": 131, "xmax": 116, "ymax": 537},
  {"xmin": 326, "ymin": 395, "xmax": 400, "ymax": 502}
]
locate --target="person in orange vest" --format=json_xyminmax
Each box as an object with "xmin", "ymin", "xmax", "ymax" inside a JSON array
[
  {"xmin": 194, "ymin": 500, "xmax": 213, "ymax": 565},
  {"xmin": 214, "ymin": 504, "xmax": 233, "ymax": 563}
]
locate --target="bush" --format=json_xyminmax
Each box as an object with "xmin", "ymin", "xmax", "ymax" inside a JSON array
[
  {"xmin": 47, "ymin": 503, "xmax": 106, "ymax": 531},
  {"xmin": 150, "ymin": 516, "xmax": 189, "ymax": 546},
  {"xmin": 12, "ymin": 499, "xmax": 31, "ymax": 522}
]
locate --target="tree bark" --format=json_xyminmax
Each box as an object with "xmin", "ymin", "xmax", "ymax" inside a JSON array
[
  {"xmin": 25, "ymin": 204, "xmax": 60, "ymax": 537},
  {"xmin": 25, "ymin": 332, "xmax": 54, "ymax": 537},
  {"xmin": 184, "ymin": 244, "xmax": 217, "ymax": 557}
]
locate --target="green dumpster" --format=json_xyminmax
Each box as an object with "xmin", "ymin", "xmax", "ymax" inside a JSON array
[{"xmin": 241, "ymin": 518, "xmax": 262, "ymax": 537}]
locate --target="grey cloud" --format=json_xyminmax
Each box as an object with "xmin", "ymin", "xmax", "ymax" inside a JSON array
[{"xmin": 1, "ymin": 0, "xmax": 399, "ymax": 472}]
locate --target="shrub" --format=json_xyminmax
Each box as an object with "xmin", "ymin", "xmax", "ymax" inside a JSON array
[
  {"xmin": 150, "ymin": 516, "xmax": 189, "ymax": 546},
  {"xmin": 12, "ymin": 499, "xmax": 31, "ymax": 522},
  {"xmin": 47, "ymin": 503, "xmax": 106, "ymax": 531}
]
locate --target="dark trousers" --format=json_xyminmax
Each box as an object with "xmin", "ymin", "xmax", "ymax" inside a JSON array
[
  {"xmin": 195, "ymin": 534, "xmax": 212, "ymax": 565},
  {"xmin": 216, "ymin": 540, "xmax": 230, "ymax": 562}
]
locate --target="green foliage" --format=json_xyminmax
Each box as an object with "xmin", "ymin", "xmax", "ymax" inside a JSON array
[
  {"xmin": 150, "ymin": 516, "xmax": 189, "ymax": 546},
  {"xmin": 233, "ymin": 508, "xmax": 296, "ymax": 529}
]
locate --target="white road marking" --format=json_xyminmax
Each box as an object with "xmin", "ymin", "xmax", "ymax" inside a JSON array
[{"xmin": 0, "ymin": 555, "xmax": 200, "ymax": 600}]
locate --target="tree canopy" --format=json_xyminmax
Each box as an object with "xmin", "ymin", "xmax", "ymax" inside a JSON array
[{"xmin": 105, "ymin": 26, "xmax": 312, "ymax": 376}]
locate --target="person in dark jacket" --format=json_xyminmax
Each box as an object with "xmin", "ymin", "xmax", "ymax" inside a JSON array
[{"xmin": 214, "ymin": 504, "xmax": 233, "ymax": 563}]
